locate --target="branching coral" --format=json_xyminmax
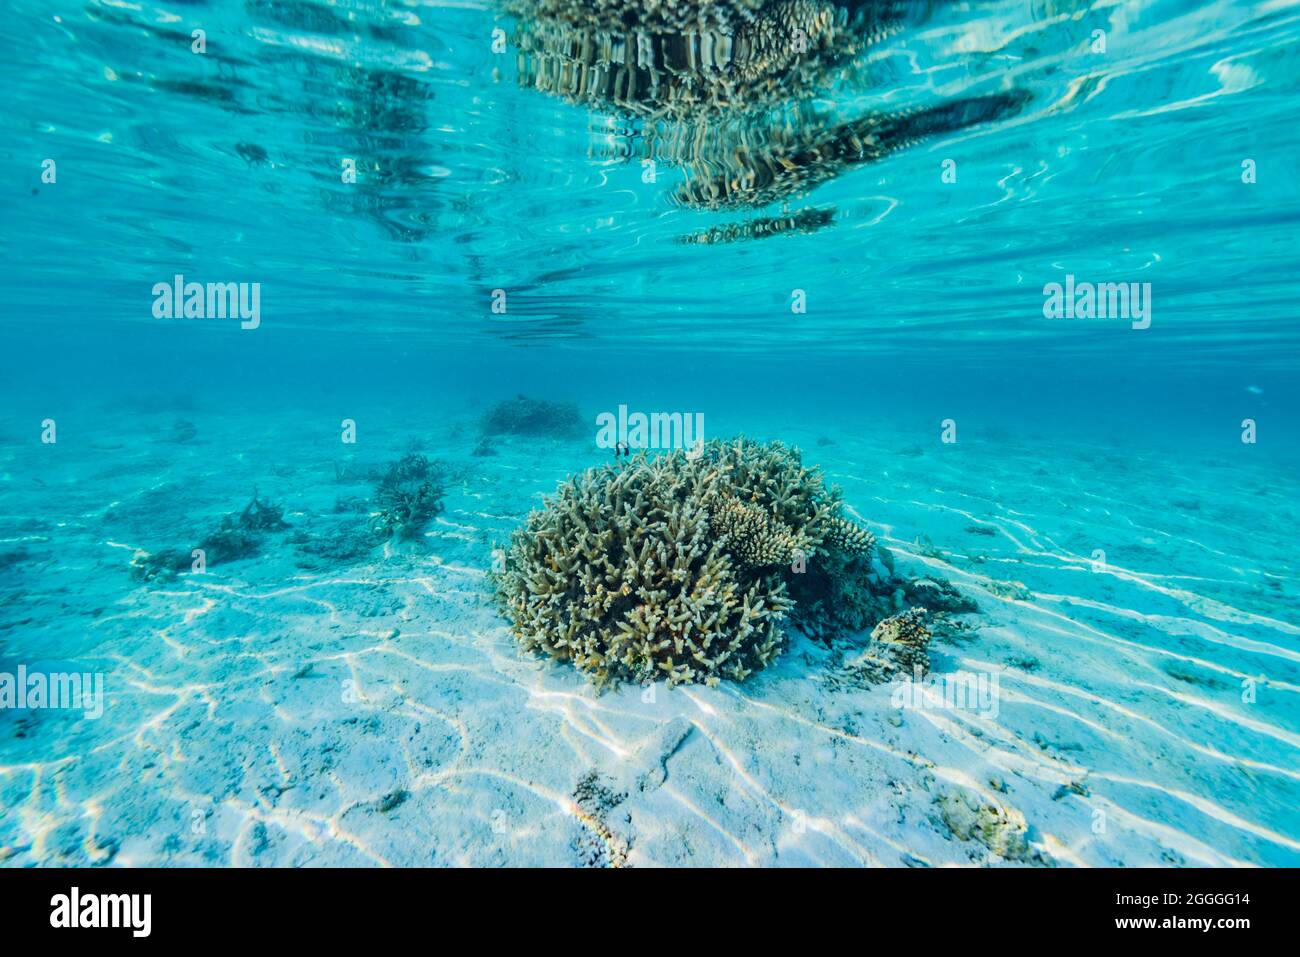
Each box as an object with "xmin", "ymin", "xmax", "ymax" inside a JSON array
[
  {"xmin": 370, "ymin": 453, "xmax": 446, "ymax": 540},
  {"xmin": 239, "ymin": 487, "xmax": 289, "ymax": 532},
  {"xmin": 496, "ymin": 436, "xmax": 956, "ymax": 689},
  {"xmin": 495, "ymin": 444, "xmax": 792, "ymax": 688},
  {"xmin": 822, "ymin": 515, "xmax": 875, "ymax": 556},
  {"xmin": 707, "ymin": 494, "xmax": 801, "ymax": 568}
]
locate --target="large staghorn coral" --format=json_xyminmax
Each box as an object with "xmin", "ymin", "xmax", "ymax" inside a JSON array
[
  {"xmin": 496, "ymin": 436, "xmax": 960, "ymax": 689},
  {"xmin": 495, "ymin": 440, "xmax": 798, "ymax": 687}
]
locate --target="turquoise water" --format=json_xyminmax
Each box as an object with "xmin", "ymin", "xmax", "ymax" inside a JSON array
[{"xmin": 1, "ymin": 0, "xmax": 1298, "ymax": 867}]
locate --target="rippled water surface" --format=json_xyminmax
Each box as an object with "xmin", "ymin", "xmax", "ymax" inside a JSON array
[{"xmin": 3, "ymin": 0, "xmax": 1299, "ymax": 354}]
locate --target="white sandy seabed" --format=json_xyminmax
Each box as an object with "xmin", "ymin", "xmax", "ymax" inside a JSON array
[{"xmin": 1, "ymin": 400, "xmax": 1298, "ymax": 868}]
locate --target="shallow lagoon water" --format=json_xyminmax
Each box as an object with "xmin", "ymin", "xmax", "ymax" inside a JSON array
[{"xmin": 1, "ymin": 0, "xmax": 1299, "ymax": 867}]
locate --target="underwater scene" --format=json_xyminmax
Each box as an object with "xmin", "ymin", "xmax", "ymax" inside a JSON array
[{"xmin": 1, "ymin": 0, "xmax": 1298, "ymax": 871}]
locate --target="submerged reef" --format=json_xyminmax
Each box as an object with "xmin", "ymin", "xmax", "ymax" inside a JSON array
[
  {"xmin": 495, "ymin": 437, "xmax": 974, "ymax": 688},
  {"xmin": 481, "ymin": 394, "xmax": 585, "ymax": 439}
]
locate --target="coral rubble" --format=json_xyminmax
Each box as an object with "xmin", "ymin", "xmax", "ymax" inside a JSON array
[
  {"xmin": 495, "ymin": 436, "xmax": 973, "ymax": 688},
  {"xmin": 130, "ymin": 488, "xmax": 291, "ymax": 581},
  {"xmin": 843, "ymin": 607, "xmax": 932, "ymax": 682},
  {"xmin": 571, "ymin": 769, "xmax": 631, "ymax": 867},
  {"xmin": 936, "ymin": 789, "xmax": 1050, "ymax": 865},
  {"xmin": 130, "ymin": 450, "xmax": 454, "ymax": 582}
]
